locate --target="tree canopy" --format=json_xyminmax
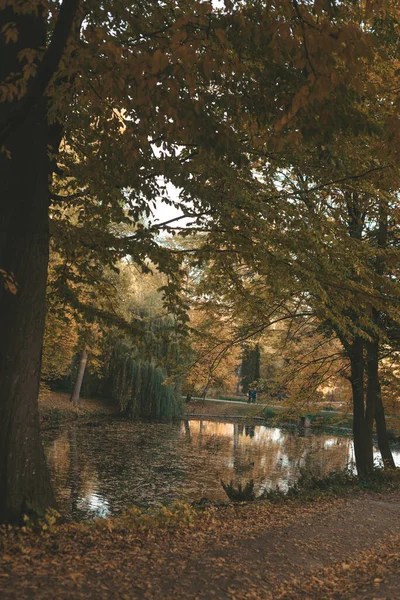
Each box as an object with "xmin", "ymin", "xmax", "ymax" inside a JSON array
[{"xmin": 1, "ymin": 0, "xmax": 400, "ymax": 522}]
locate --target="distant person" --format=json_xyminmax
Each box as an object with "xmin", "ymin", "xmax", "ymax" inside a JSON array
[
  {"xmin": 245, "ymin": 424, "xmax": 255, "ymax": 438},
  {"xmin": 247, "ymin": 389, "xmax": 252, "ymax": 403},
  {"xmin": 251, "ymin": 390, "xmax": 257, "ymax": 403}
]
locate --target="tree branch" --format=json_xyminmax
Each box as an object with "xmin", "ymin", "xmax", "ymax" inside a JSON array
[{"xmin": 0, "ymin": 0, "xmax": 80, "ymax": 145}]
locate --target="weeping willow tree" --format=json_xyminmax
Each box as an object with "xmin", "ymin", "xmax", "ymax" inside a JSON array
[
  {"xmin": 106, "ymin": 315, "xmax": 183, "ymax": 420},
  {"xmin": 110, "ymin": 352, "xmax": 182, "ymax": 419}
]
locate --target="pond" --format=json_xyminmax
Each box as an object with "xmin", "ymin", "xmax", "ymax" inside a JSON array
[{"xmin": 42, "ymin": 418, "xmax": 399, "ymax": 520}]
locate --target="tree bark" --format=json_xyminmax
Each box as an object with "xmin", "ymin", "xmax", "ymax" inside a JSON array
[
  {"xmin": 374, "ymin": 381, "xmax": 396, "ymax": 469},
  {"xmin": 370, "ymin": 203, "xmax": 395, "ymax": 468},
  {"xmin": 365, "ymin": 340, "xmax": 395, "ymax": 468},
  {"xmin": 349, "ymin": 338, "xmax": 374, "ymax": 478},
  {"xmin": 0, "ymin": 10, "xmax": 56, "ymax": 523},
  {"xmin": 70, "ymin": 348, "xmax": 88, "ymax": 407},
  {"xmin": 365, "ymin": 339, "xmax": 377, "ymax": 458}
]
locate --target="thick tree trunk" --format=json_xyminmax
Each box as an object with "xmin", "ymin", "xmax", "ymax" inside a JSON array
[
  {"xmin": 370, "ymin": 206, "xmax": 396, "ymax": 468},
  {"xmin": 349, "ymin": 338, "xmax": 374, "ymax": 478},
  {"xmin": 70, "ymin": 348, "xmax": 88, "ymax": 407},
  {"xmin": 365, "ymin": 340, "xmax": 395, "ymax": 468},
  {"xmin": 0, "ymin": 11, "xmax": 56, "ymax": 523}
]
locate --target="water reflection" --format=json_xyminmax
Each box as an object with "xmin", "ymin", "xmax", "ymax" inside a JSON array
[{"xmin": 42, "ymin": 419, "xmax": 400, "ymax": 520}]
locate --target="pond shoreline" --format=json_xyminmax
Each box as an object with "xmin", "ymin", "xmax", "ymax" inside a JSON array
[
  {"xmin": 39, "ymin": 392, "xmax": 356, "ymax": 436},
  {"xmin": 40, "ymin": 393, "xmax": 400, "ymax": 442},
  {"xmin": 39, "ymin": 391, "xmax": 118, "ymax": 428},
  {"xmin": 184, "ymin": 399, "xmax": 355, "ymax": 432},
  {"xmin": 184, "ymin": 412, "xmax": 354, "ymax": 437}
]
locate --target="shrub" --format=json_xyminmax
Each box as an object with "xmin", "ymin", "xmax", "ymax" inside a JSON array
[{"xmin": 220, "ymin": 479, "xmax": 255, "ymax": 501}]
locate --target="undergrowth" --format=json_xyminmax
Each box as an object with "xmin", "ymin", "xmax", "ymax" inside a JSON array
[{"xmin": 220, "ymin": 479, "xmax": 256, "ymax": 501}]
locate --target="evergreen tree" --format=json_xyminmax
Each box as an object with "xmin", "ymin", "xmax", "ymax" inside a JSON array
[{"xmin": 240, "ymin": 344, "xmax": 260, "ymax": 394}]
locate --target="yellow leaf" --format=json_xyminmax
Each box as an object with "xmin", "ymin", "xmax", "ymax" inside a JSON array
[
  {"xmin": 0, "ymin": 269, "xmax": 18, "ymax": 294},
  {"xmin": 1, "ymin": 22, "xmax": 18, "ymax": 44}
]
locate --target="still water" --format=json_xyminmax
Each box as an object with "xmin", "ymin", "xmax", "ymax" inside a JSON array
[{"xmin": 42, "ymin": 419, "xmax": 398, "ymax": 520}]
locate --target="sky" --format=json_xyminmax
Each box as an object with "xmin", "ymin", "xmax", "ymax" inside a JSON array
[{"xmin": 151, "ymin": 181, "xmax": 190, "ymax": 230}]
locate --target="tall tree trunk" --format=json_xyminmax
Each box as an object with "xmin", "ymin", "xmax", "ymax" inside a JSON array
[
  {"xmin": 374, "ymin": 382, "xmax": 396, "ymax": 469},
  {"xmin": 370, "ymin": 203, "xmax": 395, "ymax": 468},
  {"xmin": 344, "ymin": 194, "xmax": 373, "ymax": 477},
  {"xmin": 349, "ymin": 338, "xmax": 374, "ymax": 478},
  {"xmin": 366, "ymin": 337, "xmax": 395, "ymax": 468},
  {"xmin": 365, "ymin": 339, "xmax": 378, "ymax": 466},
  {"xmin": 70, "ymin": 348, "xmax": 88, "ymax": 407},
  {"xmin": 0, "ymin": 10, "xmax": 56, "ymax": 523}
]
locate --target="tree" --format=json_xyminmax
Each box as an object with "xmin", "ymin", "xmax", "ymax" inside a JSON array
[
  {"xmin": 189, "ymin": 140, "xmax": 400, "ymax": 476},
  {"xmin": 180, "ymin": 305, "xmax": 241, "ymax": 398},
  {"xmin": 69, "ymin": 347, "xmax": 88, "ymax": 407},
  {"xmin": 182, "ymin": 1, "xmax": 400, "ymax": 477},
  {"xmin": 240, "ymin": 344, "xmax": 260, "ymax": 394},
  {"xmin": 0, "ymin": 1, "xmax": 78, "ymax": 523},
  {"xmin": 0, "ymin": 0, "xmax": 214, "ymax": 522},
  {"xmin": 1, "ymin": 0, "xmax": 396, "ymax": 521},
  {"xmin": 40, "ymin": 309, "xmax": 79, "ymax": 399},
  {"xmin": 100, "ymin": 260, "xmax": 185, "ymax": 418}
]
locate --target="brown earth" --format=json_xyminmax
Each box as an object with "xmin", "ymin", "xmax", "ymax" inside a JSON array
[
  {"xmin": 0, "ymin": 491, "xmax": 399, "ymax": 599},
  {"xmin": 39, "ymin": 392, "xmax": 117, "ymax": 426}
]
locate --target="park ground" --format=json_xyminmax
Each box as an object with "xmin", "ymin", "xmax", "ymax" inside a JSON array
[
  {"xmin": 38, "ymin": 392, "xmax": 274, "ymax": 429},
  {"xmin": 39, "ymin": 392, "xmax": 117, "ymax": 427},
  {"xmin": 39, "ymin": 391, "xmax": 355, "ymax": 428},
  {"xmin": 29, "ymin": 392, "xmax": 400, "ymax": 599},
  {"xmin": 0, "ymin": 488, "xmax": 399, "ymax": 599}
]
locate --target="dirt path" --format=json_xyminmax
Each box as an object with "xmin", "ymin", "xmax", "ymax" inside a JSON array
[
  {"xmin": 0, "ymin": 492, "xmax": 399, "ymax": 599},
  {"xmin": 157, "ymin": 495, "xmax": 400, "ymax": 599}
]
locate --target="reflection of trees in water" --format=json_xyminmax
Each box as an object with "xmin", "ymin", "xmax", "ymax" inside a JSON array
[
  {"xmin": 44, "ymin": 426, "xmax": 103, "ymax": 517},
  {"xmin": 183, "ymin": 420, "xmax": 191, "ymax": 438},
  {"xmin": 242, "ymin": 428, "xmax": 351, "ymax": 492},
  {"xmin": 69, "ymin": 427, "xmax": 79, "ymax": 514},
  {"xmin": 42, "ymin": 420, "xmax": 353, "ymax": 519},
  {"xmin": 184, "ymin": 421, "xmax": 352, "ymax": 495},
  {"xmin": 274, "ymin": 434, "xmax": 350, "ymax": 489},
  {"xmin": 44, "ymin": 422, "xmax": 188, "ymax": 516},
  {"xmin": 81, "ymin": 422, "xmax": 188, "ymax": 511}
]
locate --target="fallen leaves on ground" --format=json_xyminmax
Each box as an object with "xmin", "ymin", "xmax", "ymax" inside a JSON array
[{"xmin": 0, "ymin": 490, "xmax": 399, "ymax": 599}]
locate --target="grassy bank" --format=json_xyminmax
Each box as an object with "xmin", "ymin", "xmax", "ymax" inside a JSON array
[
  {"xmin": 184, "ymin": 399, "xmax": 354, "ymax": 429},
  {"xmin": 39, "ymin": 391, "xmax": 117, "ymax": 427},
  {"xmin": 184, "ymin": 399, "xmax": 266, "ymax": 420},
  {"xmin": 40, "ymin": 394, "xmax": 398, "ymax": 440}
]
